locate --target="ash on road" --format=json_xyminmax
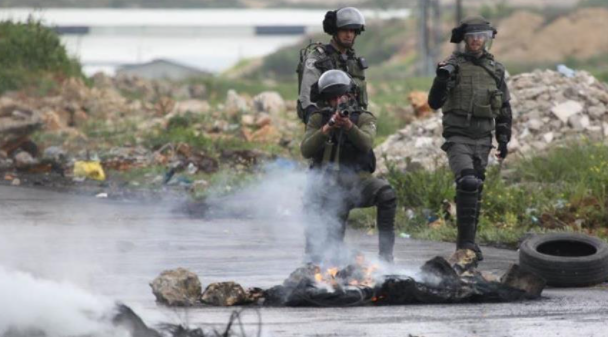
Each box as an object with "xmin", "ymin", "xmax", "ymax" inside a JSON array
[{"xmin": 0, "ymin": 185, "xmax": 607, "ymax": 337}]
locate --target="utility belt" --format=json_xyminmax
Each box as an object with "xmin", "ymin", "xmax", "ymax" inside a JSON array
[{"xmin": 443, "ymin": 110, "xmax": 496, "ymax": 131}]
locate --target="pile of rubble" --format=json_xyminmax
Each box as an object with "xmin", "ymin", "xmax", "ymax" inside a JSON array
[
  {"xmin": 0, "ymin": 73, "xmax": 299, "ymax": 189},
  {"xmin": 375, "ymin": 69, "xmax": 608, "ymax": 173}
]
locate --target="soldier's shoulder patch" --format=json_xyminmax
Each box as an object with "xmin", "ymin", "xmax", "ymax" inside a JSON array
[{"xmin": 305, "ymin": 58, "xmax": 317, "ymax": 70}]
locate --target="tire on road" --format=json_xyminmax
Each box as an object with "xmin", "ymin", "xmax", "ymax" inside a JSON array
[{"xmin": 519, "ymin": 233, "xmax": 608, "ymax": 287}]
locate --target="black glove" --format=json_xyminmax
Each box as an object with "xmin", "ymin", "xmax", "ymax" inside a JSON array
[
  {"xmin": 495, "ymin": 103, "xmax": 512, "ymax": 144},
  {"xmin": 497, "ymin": 142, "xmax": 508, "ymax": 160},
  {"xmin": 428, "ymin": 77, "xmax": 449, "ymax": 110}
]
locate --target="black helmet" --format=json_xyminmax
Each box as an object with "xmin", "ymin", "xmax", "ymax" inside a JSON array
[
  {"xmin": 318, "ymin": 70, "xmax": 353, "ymax": 100},
  {"xmin": 450, "ymin": 16, "xmax": 497, "ymax": 43},
  {"xmin": 323, "ymin": 7, "xmax": 366, "ymax": 35}
]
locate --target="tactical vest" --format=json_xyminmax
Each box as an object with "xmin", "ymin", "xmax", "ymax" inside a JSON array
[
  {"xmin": 314, "ymin": 45, "xmax": 369, "ymax": 109},
  {"xmin": 443, "ymin": 55, "xmax": 503, "ymax": 119},
  {"xmin": 311, "ymin": 110, "xmax": 376, "ymax": 173}
]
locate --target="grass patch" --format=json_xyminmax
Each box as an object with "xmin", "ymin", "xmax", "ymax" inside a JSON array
[
  {"xmin": 81, "ymin": 119, "xmax": 139, "ymax": 148},
  {"xmin": 370, "ymin": 77, "xmax": 433, "ymax": 106}
]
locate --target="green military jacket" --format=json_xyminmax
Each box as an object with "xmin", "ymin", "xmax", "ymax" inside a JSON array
[
  {"xmin": 441, "ymin": 51, "xmax": 510, "ymax": 140},
  {"xmin": 301, "ymin": 109, "xmax": 376, "ymax": 173}
]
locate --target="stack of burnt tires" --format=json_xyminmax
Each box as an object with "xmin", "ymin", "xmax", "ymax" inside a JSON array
[{"xmin": 519, "ymin": 233, "xmax": 608, "ymax": 287}]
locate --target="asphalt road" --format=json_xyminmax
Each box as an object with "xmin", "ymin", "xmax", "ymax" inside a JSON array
[{"xmin": 1, "ymin": 185, "xmax": 607, "ymax": 337}]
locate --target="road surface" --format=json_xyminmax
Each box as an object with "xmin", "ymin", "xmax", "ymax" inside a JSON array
[{"xmin": 1, "ymin": 185, "xmax": 607, "ymax": 337}]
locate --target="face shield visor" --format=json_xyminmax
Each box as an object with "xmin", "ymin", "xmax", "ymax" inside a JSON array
[{"xmin": 463, "ymin": 30, "xmax": 494, "ymax": 52}]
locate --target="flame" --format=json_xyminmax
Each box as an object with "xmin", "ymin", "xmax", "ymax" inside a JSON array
[
  {"xmin": 311, "ymin": 255, "xmax": 382, "ymax": 288},
  {"xmin": 371, "ymin": 295, "xmax": 385, "ymax": 302},
  {"xmin": 314, "ymin": 267, "xmax": 340, "ymax": 285}
]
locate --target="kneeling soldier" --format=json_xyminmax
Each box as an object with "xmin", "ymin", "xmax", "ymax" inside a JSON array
[{"xmin": 301, "ymin": 69, "xmax": 396, "ymax": 263}]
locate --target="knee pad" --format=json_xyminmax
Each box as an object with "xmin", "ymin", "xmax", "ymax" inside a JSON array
[
  {"xmin": 457, "ymin": 169, "xmax": 482, "ymax": 192},
  {"xmin": 377, "ymin": 186, "xmax": 397, "ymax": 208}
]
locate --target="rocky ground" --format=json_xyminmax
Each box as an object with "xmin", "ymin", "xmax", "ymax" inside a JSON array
[
  {"xmin": 0, "ymin": 73, "xmax": 302, "ymax": 198},
  {"xmin": 2, "ymin": 67, "xmax": 608, "ymax": 198},
  {"xmin": 376, "ymin": 69, "xmax": 608, "ymax": 173}
]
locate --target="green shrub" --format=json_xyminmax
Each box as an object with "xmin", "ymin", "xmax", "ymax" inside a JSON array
[
  {"xmin": 386, "ymin": 163, "xmax": 454, "ymax": 211},
  {"xmin": 0, "ymin": 18, "xmax": 82, "ymax": 93}
]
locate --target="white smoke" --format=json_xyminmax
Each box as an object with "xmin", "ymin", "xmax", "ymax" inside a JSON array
[
  {"xmin": 203, "ymin": 161, "xmax": 363, "ymax": 266},
  {"xmin": 0, "ymin": 266, "xmax": 127, "ymax": 337},
  {"xmin": 209, "ymin": 161, "xmax": 309, "ymax": 221}
]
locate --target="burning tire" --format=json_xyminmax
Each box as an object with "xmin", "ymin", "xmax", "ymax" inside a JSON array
[{"xmin": 519, "ymin": 233, "xmax": 608, "ymax": 287}]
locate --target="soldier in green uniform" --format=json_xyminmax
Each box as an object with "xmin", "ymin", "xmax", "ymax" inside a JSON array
[
  {"xmin": 301, "ymin": 69, "xmax": 396, "ymax": 263},
  {"xmin": 428, "ymin": 16, "xmax": 512, "ymax": 261},
  {"xmin": 298, "ymin": 7, "xmax": 369, "ymax": 123}
]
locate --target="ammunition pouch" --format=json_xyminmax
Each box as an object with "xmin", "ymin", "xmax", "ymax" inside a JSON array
[{"xmin": 468, "ymin": 89, "xmax": 499, "ymax": 119}]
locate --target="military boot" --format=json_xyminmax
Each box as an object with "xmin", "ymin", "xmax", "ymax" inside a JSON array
[
  {"xmin": 377, "ymin": 193, "xmax": 397, "ymax": 263},
  {"xmin": 378, "ymin": 230, "xmax": 395, "ymax": 263},
  {"xmin": 456, "ymin": 187, "xmax": 482, "ymax": 260},
  {"xmin": 472, "ymin": 185, "xmax": 484, "ymax": 261}
]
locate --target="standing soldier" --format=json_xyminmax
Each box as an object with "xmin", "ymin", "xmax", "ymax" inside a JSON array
[
  {"xmin": 427, "ymin": 16, "xmax": 512, "ymax": 262},
  {"xmin": 297, "ymin": 7, "xmax": 368, "ymax": 124},
  {"xmin": 301, "ymin": 70, "xmax": 396, "ymax": 263}
]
